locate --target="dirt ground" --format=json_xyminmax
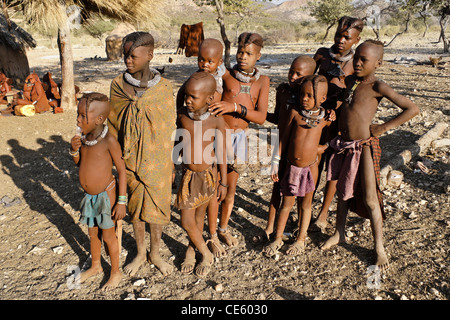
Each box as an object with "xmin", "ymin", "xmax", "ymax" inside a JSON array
[{"xmin": 0, "ymin": 33, "xmax": 448, "ymax": 303}]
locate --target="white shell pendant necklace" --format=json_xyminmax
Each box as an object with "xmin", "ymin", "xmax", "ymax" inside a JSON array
[
  {"xmin": 124, "ymin": 68, "xmax": 161, "ymax": 97},
  {"xmin": 187, "ymin": 109, "xmax": 211, "ymax": 121},
  {"xmin": 81, "ymin": 124, "xmax": 108, "ymax": 146},
  {"xmin": 300, "ymin": 107, "xmax": 325, "ymax": 128},
  {"xmin": 232, "ymin": 64, "xmax": 260, "ymax": 83}
]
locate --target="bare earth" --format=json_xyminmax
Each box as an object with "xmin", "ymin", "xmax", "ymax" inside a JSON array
[{"xmin": 0, "ymin": 34, "xmax": 448, "ymax": 303}]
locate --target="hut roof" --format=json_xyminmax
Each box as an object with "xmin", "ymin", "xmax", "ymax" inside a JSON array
[{"xmin": 0, "ymin": 13, "xmax": 35, "ymax": 51}]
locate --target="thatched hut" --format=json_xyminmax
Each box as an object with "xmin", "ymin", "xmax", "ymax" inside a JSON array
[{"xmin": 0, "ymin": 13, "xmax": 36, "ymax": 86}]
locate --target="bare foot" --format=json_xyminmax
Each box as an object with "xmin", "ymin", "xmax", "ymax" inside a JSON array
[
  {"xmin": 123, "ymin": 254, "xmax": 146, "ymax": 277},
  {"xmin": 309, "ymin": 220, "xmax": 328, "ymax": 233},
  {"xmin": 148, "ymin": 251, "xmax": 173, "ymax": 276},
  {"xmin": 320, "ymin": 232, "xmax": 345, "ymax": 250},
  {"xmin": 263, "ymin": 239, "xmax": 283, "ymax": 257},
  {"xmin": 218, "ymin": 228, "xmax": 239, "ymax": 247},
  {"xmin": 101, "ymin": 270, "xmax": 122, "ymax": 291},
  {"xmin": 181, "ymin": 247, "xmax": 196, "ymax": 274},
  {"xmin": 79, "ymin": 265, "xmax": 103, "ymax": 283},
  {"xmin": 376, "ymin": 250, "xmax": 389, "ymax": 272},
  {"xmin": 286, "ymin": 240, "xmax": 305, "ymax": 256},
  {"xmin": 195, "ymin": 252, "xmax": 213, "ymax": 278},
  {"xmin": 207, "ymin": 235, "xmax": 227, "ymax": 257}
]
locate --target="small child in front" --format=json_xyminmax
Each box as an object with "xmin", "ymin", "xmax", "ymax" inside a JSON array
[
  {"xmin": 255, "ymin": 55, "xmax": 316, "ymax": 244},
  {"xmin": 267, "ymin": 75, "xmax": 333, "ymax": 257},
  {"xmin": 320, "ymin": 40, "xmax": 420, "ymax": 271},
  {"xmin": 208, "ymin": 32, "xmax": 270, "ymax": 249},
  {"xmin": 174, "ymin": 72, "xmax": 228, "ymax": 277},
  {"xmin": 176, "ymin": 38, "xmax": 229, "ymax": 257},
  {"xmin": 70, "ymin": 92, "xmax": 127, "ymax": 291}
]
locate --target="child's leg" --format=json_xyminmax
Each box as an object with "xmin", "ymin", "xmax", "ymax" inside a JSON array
[
  {"xmin": 101, "ymin": 227, "xmax": 122, "ymax": 290},
  {"xmin": 360, "ymin": 145, "xmax": 389, "ymax": 270},
  {"xmin": 80, "ymin": 226, "xmax": 103, "ymax": 283},
  {"xmin": 207, "ymin": 194, "xmax": 227, "ymax": 257},
  {"xmin": 181, "ymin": 204, "xmax": 214, "ymax": 276},
  {"xmin": 313, "ymin": 180, "xmax": 337, "ymax": 231},
  {"xmin": 264, "ymin": 195, "xmax": 296, "ymax": 256},
  {"xmin": 253, "ymin": 182, "xmax": 280, "ymax": 244},
  {"xmin": 320, "ymin": 196, "xmax": 349, "ymax": 250},
  {"xmin": 218, "ymin": 170, "xmax": 240, "ymax": 247},
  {"xmin": 287, "ymin": 192, "xmax": 314, "ymax": 255}
]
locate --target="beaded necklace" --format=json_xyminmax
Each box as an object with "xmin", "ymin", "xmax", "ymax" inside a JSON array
[{"xmin": 81, "ymin": 124, "xmax": 108, "ymax": 146}]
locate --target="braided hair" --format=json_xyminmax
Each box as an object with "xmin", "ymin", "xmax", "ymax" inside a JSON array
[
  {"xmin": 298, "ymin": 75, "xmax": 328, "ymax": 108},
  {"xmin": 122, "ymin": 31, "xmax": 155, "ymax": 59},
  {"xmin": 237, "ymin": 32, "xmax": 264, "ymax": 49},
  {"xmin": 337, "ymin": 16, "xmax": 364, "ymax": 34},
  {"xmin": 80, "ymin": 92, "xmax": 109, "ymax": 123}
]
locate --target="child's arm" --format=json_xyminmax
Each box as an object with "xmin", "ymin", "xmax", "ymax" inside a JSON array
[
  {"xmin": 215, "ymin": 117, "xmax": 228, "ymax": 202},
  {"xmin": 370, "ymin": 81, "xmax": 420, "ymax": 137},
  {"xmin": 208, "ymin": 77, "xmax": 270, "ymax": 125},
  {"xmin": 271, "ymin": 110, "xmax": 294, "ymax": 182},
  {"xmin": 107, "ymin": 135, "xmax": 127, "ymax": 221},
  {"xmin": 266, "ymin": 86, "xmax": 282, "ymax": 125},
  {"xmin": 70, "ymin": 135, "xmax": 82, "ymax": 165}
]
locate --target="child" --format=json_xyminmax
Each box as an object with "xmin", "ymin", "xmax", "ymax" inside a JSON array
[
  {"xmin": 208, "ymin": 32, "xmax": 270, "ymax": 248},
  {"xmin": 70, "ymin": 92, "xmax": 127, "ymax": 291},
  {"xmin": 266, "ymin": 75, "xmax": 332, "ymax": 256},
  {"xmin": 312, "ymin": 16, "xmax": 364, "ymax": 232},
  {"xmin": 320, "ymin": 40, "xmax": 420, "ymax": 271},
  {"xmin": 175, "ymin": 38, "xmax": 229, "ymax": 257},
  {"xmin": 107, "ymin": 31, "xmax": 177, "ymax": 277},
  {"xmin": 176, "ymin": 38, "xmax": 228, "ymax": 110},
  {"xmin": 174, "ymin": 71, "xmax": 228, "ymax": 277},
  {"xmin": 255, "ymin": 55, "xmax": 316, "ymax": 244}
]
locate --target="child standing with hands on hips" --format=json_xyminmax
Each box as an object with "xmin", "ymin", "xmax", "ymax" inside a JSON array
[
  {"xmin": 321, "ymin": 40, "xmax": 419, "ymax": 271},
  {"xmin": 70, "ymin": 92, "xmax": 127, "ymax": 291}
]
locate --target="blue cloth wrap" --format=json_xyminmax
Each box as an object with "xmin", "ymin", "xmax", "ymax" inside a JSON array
[{"xmin": 79, "ymin": 190, "xmax": 115, "ymax": 229}]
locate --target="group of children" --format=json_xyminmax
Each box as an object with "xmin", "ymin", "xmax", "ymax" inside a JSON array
[{"xmin": 69, "ymin": 16, "xmax": 419, "ymax": 290}]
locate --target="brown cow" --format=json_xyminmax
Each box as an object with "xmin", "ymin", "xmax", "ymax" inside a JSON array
[{"xmin": 176, "ymin": 22, "xmax": 204, "ymax": 57}]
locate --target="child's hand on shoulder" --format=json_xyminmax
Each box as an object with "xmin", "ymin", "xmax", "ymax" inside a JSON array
[
  {"xmin": 112, "ymin": 202, "xmax": 126, "ymax": 221},
  {"xmin": 326, "ymin": 109, "xmax": 336, "ymax": 122},
  {"xmin": 208, "ymin": 101, "xmax": 235, "ymax": 117},
  {"xmin": 71, "ymin": 135, "xmax": 82, "ymax": 152}
]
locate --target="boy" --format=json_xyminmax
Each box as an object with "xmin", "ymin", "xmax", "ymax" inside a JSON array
[
  {"xmin": 107, "ymin": 32, "xmax": 177, "ymax": 277},
  {"xmin": 174, "ymin": 72, "xmax": 228, "ymax": 277},
  {"xmin": 255, "ymin": 55, "xmax": 316, "ymax": 244},
  {"xmin": 266, "ymin": 75, "xmax": 332, "ymax": 256},
  {"xmin": 208, "ymin": 32, "xmax": 270, "ymax": 248},
  {"xmin": 70, "ymin": 92, "xmax": 127, "ymax": 291},
  {"xmin": 312, "ymin": 16, "xmax": 364, "ymax": 232},
  {"xmin": 175, "ymin": 38, "xmax": 229, "ymax": 257},
  {"xmin": 321, "ymin": 40, "xmax": 420, "ymax": 271}
]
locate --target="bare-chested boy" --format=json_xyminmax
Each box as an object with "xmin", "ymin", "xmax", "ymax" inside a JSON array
[
  {"xmin": 175, "ymin": 39, "xmax": 229, "ymax": 257},
  {"xmin": 312, "ymin": 16, "xmax": 364, "ymax": 233},
  {"xmin": 70, "ymin": 92, "xmax": 127, "ymax": 291},
  {"xmin": 266, "ymin": 75, "xmax": 332, "ymax": 257},
  {"xmin": 174, "ymin": 72, "xmax": 227, "ymax": 277},
  {"xmin": 255, "ymin": 56, "xmax": 316, "ymax": 244},
  {"xmin": 321, "ymin": 40, "xmax": 420, "ymax": 271},
  {"xmin": 108, "ymin": 32, "xmax": 176, "ymax": 277},
  {"xmin": 208, "ymin": 32, "xmax": 270, "ymax": 249}
]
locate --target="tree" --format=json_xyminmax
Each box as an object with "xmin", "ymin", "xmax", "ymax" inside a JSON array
[
  {"xmin": 308, "ymin": 0, "xmax": 353, "ymax": 43},
  {"xmin": 6, "ymin": 0, "xmax": 164, "ymax": 110},
  {"xmin": 194, "ymin": 0, "xmax": 266, "ymax": 68}
]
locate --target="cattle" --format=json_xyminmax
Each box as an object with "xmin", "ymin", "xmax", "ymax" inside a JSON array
[{"xmin": 176, "ymin": 22, "xmax": 204, "ymax": 57}]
